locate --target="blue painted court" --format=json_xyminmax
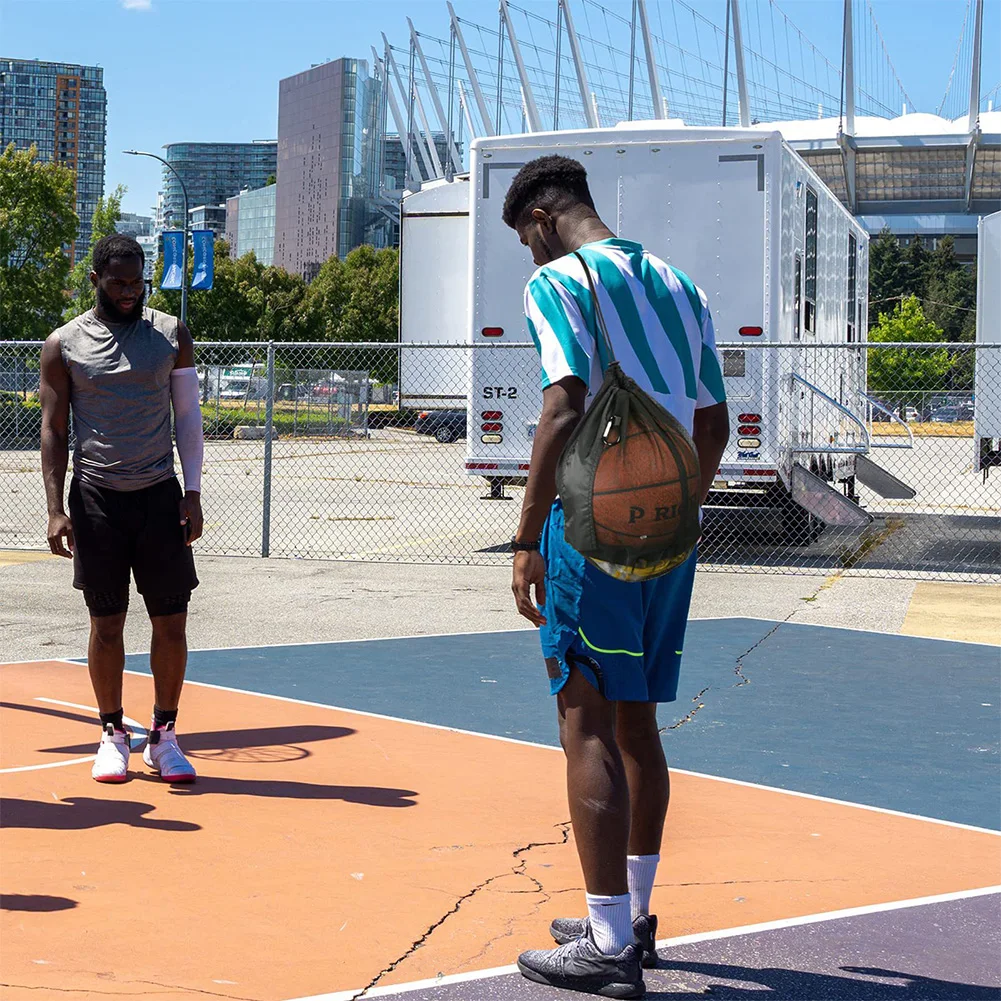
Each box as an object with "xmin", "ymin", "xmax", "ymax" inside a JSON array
[{"xmin": 5, "ymin": 616, "xmax": 999, "ymax": 999}]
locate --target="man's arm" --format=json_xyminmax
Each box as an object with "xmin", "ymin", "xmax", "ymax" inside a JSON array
[
  {"xmin": 171, "ymin": 321, "xmax": 204, "ymax": 545},
  {"xmin": 692, "ymin": 402, "xmax": 729, "ymax": 504},
  {"xmin": 511, "ymin": 375, "xmax": 588, "ymax": 626},
  {"xmin": 39, "ymin": 334, "xmax": 74, "ymax": 557}
]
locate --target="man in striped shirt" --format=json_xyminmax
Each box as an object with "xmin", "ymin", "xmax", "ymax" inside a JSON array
[{"xmin": 503, "ymin": 155, "xmax": 730, "ymax": 996}]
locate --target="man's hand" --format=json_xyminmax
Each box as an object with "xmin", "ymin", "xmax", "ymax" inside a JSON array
[
  {"xmin": 512, "ymin": 550, "xmax": 547, "ymax": 627},
  {"xmin": 179, "ymin": 491, "xmax": 203, "ymax": 546},
  {"xmin": 47, "ymin": 512, "xmax": 74, "ymax": 558}
]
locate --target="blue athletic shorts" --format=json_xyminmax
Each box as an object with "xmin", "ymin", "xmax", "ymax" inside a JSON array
[{"xmin": 538, "ymin": 499, "xmax": 697, "ymax": 703}]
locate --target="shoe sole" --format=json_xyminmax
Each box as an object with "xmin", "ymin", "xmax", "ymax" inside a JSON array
[
  {"xmin": 551, "ymin": 932, "xmax": 658, "ymax": 969},
  {"xmin": 517, "ymin": 961, "xmax": 645, "ymax": 999},
  {"xmin": 92, "ymin": 773, "xmax": 128, "ymax": 783}
]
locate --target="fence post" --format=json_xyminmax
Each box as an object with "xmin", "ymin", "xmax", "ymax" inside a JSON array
[{"xmin": 261, "ymin": 342, "xmax": 275, "ymax": 558}]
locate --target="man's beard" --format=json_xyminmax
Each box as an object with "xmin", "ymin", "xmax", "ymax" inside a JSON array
[{"xmin": 96, "ymin": 285, "xmax": 145, "ymax": 323}]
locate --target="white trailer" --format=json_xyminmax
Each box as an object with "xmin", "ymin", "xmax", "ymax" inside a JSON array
[
  {"xmin": 399, "ymin": 123, "xmax": 913, "ymax": 532},
  {"xmin": 398, "ymin": 176, "xmax": 470, "ymax": 411},
  {"xmin": 975, "ymin": 210, "xmax": 1001, "ymax": 475},
  {"xmin": 466, "ymin": 124, "xmax": 906, "ymax": 529}
]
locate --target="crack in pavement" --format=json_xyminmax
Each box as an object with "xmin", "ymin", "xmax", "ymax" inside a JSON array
[
  {"xmin": 661, "ymin": 576, "xmax": 841, "ymax": 733},
  {"xmin": 345, "ymin": 821, "xmax": 572, "ymax": 1000}
]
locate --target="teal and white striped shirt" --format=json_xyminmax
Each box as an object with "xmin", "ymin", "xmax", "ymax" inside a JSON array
[{"xmin": 523, "ymin": 238, "xmax": 726, "ymax": 434}]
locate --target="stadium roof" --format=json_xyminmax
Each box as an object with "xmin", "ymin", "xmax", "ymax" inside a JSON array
[{"xmin": 751, "ymin": 112, "xmax": 1001, "ymax": 218}]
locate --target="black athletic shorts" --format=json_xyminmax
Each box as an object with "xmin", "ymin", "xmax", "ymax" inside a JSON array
[{"xmin": 69, "ymin": 476, "xmax": 199, "ymax": 604}]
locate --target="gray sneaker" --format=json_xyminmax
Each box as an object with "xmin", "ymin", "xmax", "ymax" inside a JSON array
[
  {"xmin": 550, "ymin": 913, "xmax": 659, "ymax": 968},
  {"xmin": 517, "ymin": 925, "xmax": 646, "ymax": 998}
]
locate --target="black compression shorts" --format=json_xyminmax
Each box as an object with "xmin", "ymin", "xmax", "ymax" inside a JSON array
[{"xmin": 69, "ymin": 476, "xmax": 198, "ymax": 617}]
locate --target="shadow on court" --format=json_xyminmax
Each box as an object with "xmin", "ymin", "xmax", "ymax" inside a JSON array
[
  {"xmin": 1, "ymin": 893, "xmax": 78, "ymax": 912},
  {"xmin": 0, "ymin": 797, "xmax": 201, "ymax": 832},
  {"xmin": 132, "ymin": 771, "xmax": 419, "ymax": 807},
  {"xmin": 36, "ymin": 720, "xmax": 357, "ymax": 759},
  {"xmin": 645, "ymin": 963, "xmax": 1000, "ymax": 999}
]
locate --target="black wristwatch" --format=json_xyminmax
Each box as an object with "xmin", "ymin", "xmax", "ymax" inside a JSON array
[{"xmin": 510, "ymin": 537, "xmax": 540, "ymax": 553}]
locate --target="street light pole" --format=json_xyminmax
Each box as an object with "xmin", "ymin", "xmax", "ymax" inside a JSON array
[{"xmin": 123, "ymin": 149, "xmax": 189, "ymax": 325}]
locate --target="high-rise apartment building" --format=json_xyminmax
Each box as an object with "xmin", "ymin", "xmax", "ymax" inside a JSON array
[
  {"xmin": 274, "ymin": 58, "xmax": 382, "ymax": 278},
  {"xmin": 0, "ymin": 58, "xmax": 107, "ymax": 262},
  {"xmin": 225, "ymin": 184, "xmax": 276, "ymax": 266},
  {"xmin": 161, "ymin": 141, "xmax": 277, "ymax": 231}
]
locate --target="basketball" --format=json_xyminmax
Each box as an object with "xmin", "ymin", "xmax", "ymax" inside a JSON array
[{"xmin": 589, "ymin": 419, "xmax": 701, "ymax": 578}]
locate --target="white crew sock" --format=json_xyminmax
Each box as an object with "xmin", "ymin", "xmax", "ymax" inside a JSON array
[
  {"xmin": 585, "ymin": 892, "xmax": 634, "ymax": 955},
  {"xmin": 627, "ymin": 854, "xmax": 660, "ymax": 921}
]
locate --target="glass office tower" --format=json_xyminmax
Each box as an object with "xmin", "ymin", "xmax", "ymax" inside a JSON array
[
  {"xmin": 0, "ymin": 58, "xmax": 107, "ymax": 262},
  {"xmin": 274, "ymin": 58, "xmax": 382, "ymax": 278}
]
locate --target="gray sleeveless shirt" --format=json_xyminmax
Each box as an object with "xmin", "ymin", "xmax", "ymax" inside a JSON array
[{"xmin": 56, "ymin": 307, "xmax": 179, "ymax": 491}]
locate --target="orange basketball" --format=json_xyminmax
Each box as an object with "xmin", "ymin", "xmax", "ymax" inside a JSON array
[{"xmin": 591, "ymin": 422, "xmax": 701, "ymax": 553}]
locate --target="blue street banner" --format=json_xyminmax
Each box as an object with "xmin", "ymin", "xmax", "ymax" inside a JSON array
[
  {"xmin": 191, "ymin": 229, "xmax": 214, "ymax": 291},
  {"xmin": 160, "ymin": 231, "xmax": 184, "ymax": 290}
]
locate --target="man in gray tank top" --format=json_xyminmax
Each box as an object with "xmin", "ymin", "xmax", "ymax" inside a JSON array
[{"xmin": 40, "ymin": 234, "xmax": 205, "ymax": 784}]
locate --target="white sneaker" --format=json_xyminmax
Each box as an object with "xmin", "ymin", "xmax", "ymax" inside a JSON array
[
  {"xmin": 143, "ymin": 723, "xmax": 196, "ymax": 783},
  {"xmin": 92, "ymin": 724, "xmax": 130, "ymax": 783}
]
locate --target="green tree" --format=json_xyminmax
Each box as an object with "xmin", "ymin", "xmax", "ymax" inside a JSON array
[
  {"xmin": 265, "ymin": 174, "xmax": 276, "ymax": 186},
  {"xmin": 0, "ymin": 143, "xmax": 78, "ymax": 340},
  {"xmin": 337, "ymin": 246, "xmax": 399, "ymax": 382},
  {"xmin": 902, "ymin": 236, "xmax": 931, "ymax": 297},
  {"xmin": 923, "ymin": 236, "xmax": 975, "ymax": 342},
  {"xmin": 868, "ymin": 296, "xmax": 953, "ymax": 414},
  {"xmin": 338, "ymin": 246, "xmax": 399, "ymax": 343},
  {"xmin": 867, "ymin": 228, "xmax": 908, "ymax": 326},
  {"xmin": 64, "ymin": 183, "xmax": 126, "ymax": 320},
  {"xmin": 297, "ymin": 254, "xmax": 351, "ymax": 341}
]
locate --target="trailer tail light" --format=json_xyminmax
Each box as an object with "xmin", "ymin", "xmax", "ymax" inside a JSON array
[
  {"xmin": 739, "ymin": 326, "xmax": 763, "ymax": 336},
  {"xmin": 737, "ymin": 437, "xmax": 761, "ymax": 448},
  {"xmin": 738, "ymin": 413, "xmax": 761, "ymax": 423},
  {"xmin": 481, "ymin": 422, "xmax": 502, "ymax": 432},
  {"xmin": 481, "ymin": 434, "xmax": 503, "ymax": 444},
  {"xmin": 481, "ymin": 411, "xmax": 502, "ymax": 420},
  {"xmin": 466, "ymin": 462, "xmax": 498, "ymax": 470},
  {"xmin": 518, "ymin": 463, "xmax": 531, "ymax": 471},
  {"xmin": 481, "ymin": 327, "xmax": 504, "ymax": 337},
  {"xmin": 737, "ymin": 424, "xmax": 760, "ymax": 436}
]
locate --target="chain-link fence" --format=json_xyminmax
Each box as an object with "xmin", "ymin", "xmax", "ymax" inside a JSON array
[{"xmin": 2, "ymin": 340, "xmax": 998, "ymax": 581}]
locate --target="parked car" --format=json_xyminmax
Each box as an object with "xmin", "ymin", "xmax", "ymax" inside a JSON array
[
  {"xmin": 902, "ymin": 406, "xmax": 920, "ymax": 422},
  {"xmin": 930, "ymin": 406, "xmax": 966, "ymax": 423},
  {"xmin": 414, "ymin": 409, "xmax": 467, "ymax": 444}
]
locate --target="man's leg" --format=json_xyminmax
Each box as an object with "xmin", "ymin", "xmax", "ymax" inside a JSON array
[
  {"xmin": 617, "ymin": 701, "xmax": 668, "ymax": 922},
  {"xmin": 616, "ymin": 701, "xmax": 669, "ymax": 855},
  {"xmin": 84, "ymin": 597, "xmax": 132, "ymax": 784},
  {"xmin": 87, "ymin": 610, "xmax": 127, "ymax": 713},
  {"xmin": 142, "ymin": 600, "xmax": 196, "ymax": 783},
  {"xmin": 149, "ymin": 610, "xmax": 187, "ymax": 710},
  {"xmin": 557, "ymin": 665, "xmax": 630, "ymax": 894}
]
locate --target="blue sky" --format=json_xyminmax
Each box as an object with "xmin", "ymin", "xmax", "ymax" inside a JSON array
[{"xmin": 2, "ymin": 0, "xmax": 998, "ymax": 216}]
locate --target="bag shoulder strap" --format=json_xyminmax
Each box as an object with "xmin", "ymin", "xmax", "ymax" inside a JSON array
[{"xmin": 571, "ymin": 250, "xmax": 616, "ymax": 369}]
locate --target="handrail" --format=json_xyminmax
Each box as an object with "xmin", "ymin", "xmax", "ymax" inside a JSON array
[
  {"xmin": 790, "ymin": 372, "xmax": 870, "ymax": 454},
  {"xmin": 860, "ymin": 391, "xmax": 915, "ymax": 450}
]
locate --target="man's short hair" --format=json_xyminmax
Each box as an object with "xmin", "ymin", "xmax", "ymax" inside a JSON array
[
  {"xmin": 501, "ymin": 154, "xmax": 595, "ymax": 229},
  {"xmin": 92, "ymin": 234, "xmax": 145, "ymax": 276}
]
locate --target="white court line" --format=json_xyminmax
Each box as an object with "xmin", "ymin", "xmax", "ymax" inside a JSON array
[
  {"xmin": 2, "ymin": 613, "xmax": 994, "ymax": 667},
  {"xmin": 3, "ymin": 656, "xmax": 998, "ymax": 835},
  {"xmin": 0, "ymin": 698, "xmax": 146, "ymax": 774},
  {"xmin": 119, "ymin": 669, "xmax": 1001, "ymax": 838},
  {"xmin": 287, "ymin": 885, "xmax": 1001, "ymax": 1001}
]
